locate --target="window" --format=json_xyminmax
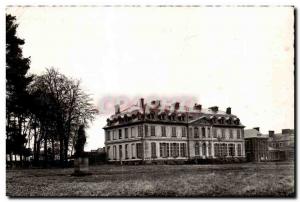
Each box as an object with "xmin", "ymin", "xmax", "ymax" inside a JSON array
[
  {"xmin": 138, "ymin": 125, "xmax": 143, "ymax": 137},
  {"xmin": 119, "ymin": 145, "xmax": 122, "ymax": 159},
  {"xmin": 119, "ymin": 129, "xmax": 122, "ymax": 139},
  {"xmin": 221, "ymin": 128, "xmax": 225, "ymax": 139},
  {"xmin": 106, "ymin": 131, "xmax": 111, "ymax": 141},
  {"xmin": 180, "ymin": 143, "xmax": 187, "ymax": 157},
  {"xmin": 136, "ymin": 143, "xmax": 143, "ymax": 159},
  {"xmin": 214, "ymin": 144, "xmax": 220, "ymax": 157},
  {"xmin": 125, "ymin": 128, "xmax": 128, "ymax": 138},
  {"xmin": 151, "ymin": 142, "xmax": 156, "ymax": 158},
  {"xmin": 161, "ymin": 126, "xmax": 166, "ymax": 137},
  {"xmin": 113, "ymin": 130, "xmax": 116, "ymax": 140},
  {"xmin": 171, "ymin": 143, "xmax": 179, "ymax": 157},
  {"xmin": 207, "ymin": 128, "xmax": 211, "ymax": 138},
  {"xmin": 144, "ymin": 125, "xmax": 149, "ymax": 137},
  {"xmin": 172, "ymin": 127, "xmax": 177, "ymax": 137},
  {"xmin": 151, "ymin": 126, "xmax": 156, "ymax": 136},
  {"xmin": 228, "ymin": 144, "xmax": 235, "ymax": 156},
  {"xmin": 107, "ymin": 146, "xmax": 110, "ymax": 160},
  {"xmin": 125, "ymin": 144, "xmax": 129, "ymax": 159},
  {"xmin": 213, "ymin": 128, "xmax": 217, "ymax": 138},
  {"xmin": 160, "ymin": 143, "xmax": 169, "ymax": 157},
  {"xmin": 182, "ymin": 127, "xmax": 186, "ymax": 137},
  {"xmin": 202, "ymin": 143, "xmax": 207, "ymax": 156},
  {"xmin": 131, "ymin": 127, "xmax": 135, "ymax": 138},
  {"xmin": 131, "ymin": 144, "xmax": 135, "ymax": 159},
  {"xmin": 237, "ymin": 144, "xmax": 242, "ymax": 156},
  {"xmin": 229, "ymin": 129, "xmax": 233, "ymax": 139},
  {"xmin": 221, "ymin": 143, "xmax": 227, "ymax": 157},
  {"xmin": 195, "ymin": 142, "xmax": 200, "ymax": 156},
  {"xmin": 237, "ymin": 129, "xmax": 241, "ymax": 139},
  {"xmin": 113, "ymin": 146, "xmax": 117, "ymax": 160},
  {"xmin": 208, "ymin": 143, "xmax": 212, "ymax": 156},
  {"xmin": 241, "ymin": 129, "xmax": 244, "ymax": 138},
  {"xmin": 194, "ymin": 127, "xmax": 199, "ymax": 138},
  {"xmin": 202, "ymin": 127, "xmax": 206, "ymax": 138}
]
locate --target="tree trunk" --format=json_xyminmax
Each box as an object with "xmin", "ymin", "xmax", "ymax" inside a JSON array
[
  {"xmin": 44, "ymin": 134, "xmax": 48, "ymax": 168},
  {"xmin": 59, "ymin": 137, "xmax": 64, "ymax": 167},
  {"xmin": 51, "ymin": 136, "xmax": 55, "ymax": 162}
]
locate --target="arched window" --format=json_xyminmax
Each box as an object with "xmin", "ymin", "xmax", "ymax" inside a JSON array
[
  {"xmin": 202, "ymin": 143, "xmax": 207, "ymax": 156},
  {"xmin": 195, "ymin": 142, "xmax": 199, "ymax": 156},
  {"xmin": 194, "ymin": 127, "xmax": 199, "ymax": 138},
  {"xmin": 202, "ymin": 127, "xmax": 206, "ymax": 138}
]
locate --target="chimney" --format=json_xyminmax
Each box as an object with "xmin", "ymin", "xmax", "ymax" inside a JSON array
[
  {"xmin": 209, "ymin": 106, "xmax": 218, "ymax": 112},
  {"xmin": 193, "ymin": 103, "xmax": 202, "ymax": 111},
  {"xmin": 253, "ymin": 127, "xmax": 260, "ymax": 132},
  {"xmin": 226, "ymin": 107, "xmax": 231, "ymax": 115},
  {"xmin": 114, "ymin": 104, "xmax": 120, "ymax": 114},
  {"xmin": 282, "ymin": 129, "xmax": 291, "ymax": 134},
  {"xmin": 139, "ymin": 98, "xmax": 145, "ymax": 109},
  {"xmin": 174, "ymin": 102, "xmax": 180, "ymax": 110},
  {"xmin": 269, "ymin": 130, "xmax": 275, "ymax": 137}
]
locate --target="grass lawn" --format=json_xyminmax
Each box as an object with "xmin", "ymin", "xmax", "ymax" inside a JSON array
[{"xmin": 6, "ymin": 161, "xmax": 294, "ymax": 197}]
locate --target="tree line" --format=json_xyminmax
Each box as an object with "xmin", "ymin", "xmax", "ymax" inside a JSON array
[{"xmin": 6, "ymin": 14, "xmax": 98, "ymax": 167}]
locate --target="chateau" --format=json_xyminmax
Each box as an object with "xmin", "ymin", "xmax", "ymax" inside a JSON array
[{"xmin": 103, "ymin": 98, "xmax": 246, "ymax": 164}]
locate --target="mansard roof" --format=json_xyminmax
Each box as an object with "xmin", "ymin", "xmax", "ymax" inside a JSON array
[{"xmin": 104, "ymin": 99, "xmax": 244, "ymax": 128}]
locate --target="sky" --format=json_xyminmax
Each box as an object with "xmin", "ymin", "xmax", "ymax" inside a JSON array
[{"xmin": 6, "ymin": 6, "xmax": 294, "ymax": 150}]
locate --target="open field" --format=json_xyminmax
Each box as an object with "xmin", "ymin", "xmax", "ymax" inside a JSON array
[{"xmin": 6, "ymin": 161, "xmax": 294, "ymax": 197}]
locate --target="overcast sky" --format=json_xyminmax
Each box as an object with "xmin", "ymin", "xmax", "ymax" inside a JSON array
[{"xmin": 7, "ymin": 6, "xmax": 294, "ymax": 150}]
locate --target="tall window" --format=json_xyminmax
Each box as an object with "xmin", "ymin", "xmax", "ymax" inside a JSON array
[
  {"xmin": 237, "ymin": 144, "xmax": 242, "ymax": 156},
  {"xmin": 138, "ymin": 125, "xmax": 143, "ymax": 137},
  {"xmin": 113, "ymin": 146, "xmax": 117, "ymax": 160},
  {"xmin": 241, "ymin": 129, "xmax": 244, "ymax": 138},
  {"xmin": 180, "ymin": 143, "xmax": 187, "ymax": 157},
  {"xmin": 221, "ymin": 143, "xmax": 227, "ymax": 156},
  {"xmin": 161, "ymin": 126, "xmax": 166, "ymax": 137},
  {"xmin": 214, "ymin": 144, "xmax": 220, "ymax": 157},
  {"xmin": 194, "ymin": 127, "xmax": 199, "ymax": 138},
  {"xmin": 237, "ymin": 129, "xmax": 240, "ymax": 139},
  {"xmin": 131, "ymin": 127, "xmax": 135, "ymax": 138},
  {"xmin": 106, "ymin": 131, "xmax": 111, "ymax": 141},
  {"xmin": 171, "ymin": 143, "xmax": 179, "ymax": 157},
  {"xmin": 207, "ymin": 128, "xmax": 211, "ymax": 138},
  {"xmin": 160, "ymin": 143, "xmax": 169, "ymax": 157},
  {"xmin": 107, "ymin": 146, "xmax": 110, "ymax": 160},
  {"xmin": 151, "ymin": 142, "xmax": 156, "ymax": 158},
  {"xmin": 125, "ymin": 144, "xmax": 129, "ymax": 159},
  {"xmin": 119, "ymin": 129, "xmax": 122, "ymax": 139},
  {"xmin": 228, "ymin": 144, "xmax": 235, "ymax": 156},
  {"xmin": 221, "ymin": 128, "xmax": 225, "ymax": 139},
  {"xmin": 144, "ymin": 125, "xmax": 149, "ymax": 137},
  {"xmin": 125, "ymin": 128, "xmax": 128, "ymax": 139},
  {"xmin": 202, "ymin": 127, "xmax": 206, "ymax": 138},
  {"xmin": 213, "ymin": 128, "xmax": 217, "ymax": 138},
  {"xmin": 229, "ymin": 129, "xmax": 233, "ymax": 139},
  {"xmin": 119, "ymin": 145, "xmax": 122, "ymax": 159},
  {"xmin": 182, "ymin": 127, "xmax": 186, "ymax": 137},
  {"xmin": 195, "ymin": 142, "xmax": 200, "ymax": 156},
  {"xmin": 208, "ymin": 143, "xmax": 212, "ymax": 156},
  {"xmin": 113, "ymin": 130, "xmax": 116, "ymax": 140},
  {"xmin": 202, "ymin": 143, "xmax": 206, "ymax": 156},
  {"xmin": 151, "ymin": 126, "xmax": 156, "ymax": 136},
  {"xmin": 172, "ymin": 127, "xmax": 177, "ymax": 137},
  {"xmin": 136, "ymin": 143, "xmax": 143, "ymax": 159},
  {"xmin": 131, "ymin": 143, "xmax": 135, "ymax": 159}
]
